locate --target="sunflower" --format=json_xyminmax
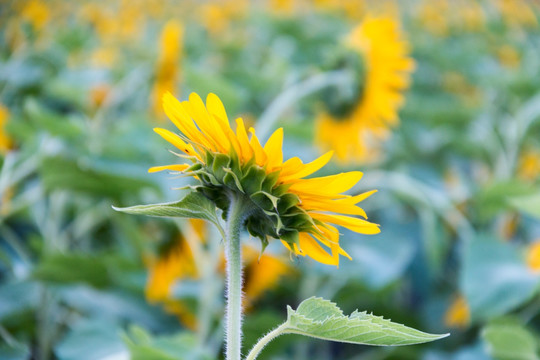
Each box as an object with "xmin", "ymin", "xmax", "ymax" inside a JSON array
[
  {"xmin": 145, "ymin": 232, "xmax": 199, "ymax": 329},
  {"xmin": 0, "ymin": 105, "xmax": 12, "ymax": 154},
  {"xmin": 444, "ymin": 295, "xmax": 470, "ymax": 328},
  {"xmin": 316, "ymin": 16, "xmax": 415, "ymax": 163},
  {"xmin": 151, "ymin": 20, "xmax": 183, "ymax": 117},
  {"xmin": 150, "ymin": 92, "xmax": 380, "ymax": 266}
]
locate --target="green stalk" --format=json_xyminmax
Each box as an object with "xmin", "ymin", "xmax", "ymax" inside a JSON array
[
  {"xmin": 224, "ymin": 195, "xmax": 252, "ymax": 360},
  {"xmin": 245, "ymin": 323, "xmax": 288, "ymax": 360}
]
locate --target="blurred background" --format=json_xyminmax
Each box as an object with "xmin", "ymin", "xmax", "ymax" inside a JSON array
[{"xmin": 1, "ymin": 0, "xmax": 540, "ymax": 359}]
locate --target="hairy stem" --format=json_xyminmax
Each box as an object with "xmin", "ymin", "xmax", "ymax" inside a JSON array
[
  {"xmin": 245, "ymin": 323, "xmax": 288, "ymax": 360},
  {"xmin": 224, "ymin": 196, "xmax": 250, "ymax": 360}
]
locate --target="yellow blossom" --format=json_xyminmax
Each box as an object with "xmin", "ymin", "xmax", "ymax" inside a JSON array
[
  {"xmin": 316, "ymin": 16, "xmax": 415, "ymax": 163},
  {"xmin": 145, "ymin": 232, "xmax": 198, "ymax": 329},
  {"xmin": 151, "ymin": 92, "xmax": 380, "ymax": 266},
  {"xmin": 0, "ymin": 105, "xmax": 12, "ymax": 154},
  {"xmin": 526, "ymin": 241, "xmax": 540, "ymax": 272},
  {"xmin": 243, "ymin": 247, "xmax": 291, "ymax": 308},
  {"xmin": 20, "ymin": 0, "xmax": 50, "ymax": 30},
  {"xmin": 417, "ymin": 0, "xmax": 449, "ymax": 36},
  {"xmin": 199, "ymin": 1, "xmax": 247, "ymax": 35},
  {"xmin": 444, "ymin": 295, "xmax": 470, "ymax": 328},
  {"xmin": 151, "ymin": 20, "xmax": 183, "ymax": 117},
  {"xmin": 90, "ymin": 84, "xmax": 111, "ymax": 109},
  {"xmin": 518, "ymin": 149, "xmax": 540, "ymax": 181},
  {"xmin": 497, "ymin": 0, "xmax": 538, "ymax": 28},
  {"xmin": 497, "ymin": 45, "xmax": 521, "ymax": 69}
]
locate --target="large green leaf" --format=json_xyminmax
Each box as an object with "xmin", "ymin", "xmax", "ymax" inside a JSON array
[
  {"xmin": 286, "ymin": 297, "xmax": 448, "ymax": 345},
  {"xmin": 246, "ymin": 297, "xmax": 448, "ymax": 359},
  {"xmin": 482, "ymin": 319, "xmax": 539, "ymax": 360},
  {"xmin": 113, "ymin": 192, "xmax": 221, "ymax": 228}
]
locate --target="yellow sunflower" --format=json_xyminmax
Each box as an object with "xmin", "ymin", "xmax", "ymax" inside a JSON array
[
  {"xmin": 150, "ymin": 92, "xmax": 380, "ymax": 266},
  {"xmin": 0, "ymin": 105, "xmax": 12, "ymax": 154},
  {"xmin": 444, "ymin": 295, "xmax": 470, "ymax": 328},
  {"xmin": 151, "ymin": 20, "xmax": 183, "ymax": 117},
  {"xmin": 145, "ymin": 232, "xmax": 199, "ymax": 329},
  {"xmin": 316, "ymin": 16, "xmax": 414, "ymax": 163}
]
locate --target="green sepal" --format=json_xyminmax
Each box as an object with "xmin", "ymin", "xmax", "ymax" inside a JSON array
[
  {"xmin": 241, "ymin": 165, "xmax": 267, "ymax": 195},
  {"xmin": 223, "ymin": 168, "xmax": 244, "ymax": 192}
]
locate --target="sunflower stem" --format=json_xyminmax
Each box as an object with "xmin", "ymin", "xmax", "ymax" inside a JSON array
[
  {"xmin": 245, "ymin": 323, "xmax": 288, "ymax": 360},
  {"xmin": 224, "ymin": 195, "xmax": 251, "ymax": 360}
]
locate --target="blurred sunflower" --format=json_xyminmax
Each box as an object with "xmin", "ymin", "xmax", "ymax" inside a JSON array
[
  {"xmin": 526, "ymin": 241, "xmax": 540, "ymax": 272},
  {"xmin": 151, "ymin": 20, "xmax": 183, "ymax": 117},
  {"xmin": 145, "ymin": 230, "xmax": 199, "ymax": 329},
  {"xmin": 518, "ymin": 148, "xmax": 540, "ymax": 181},
  {"xmin": 444, "ymin": 295, "xmax": 470, "ymax": 328},
  {"xmin": 150, "ymin": 92, "xmax": 380, "ymax": 266},
  {"xmin": 497, "ymin": 0, "xmax": 538, "ymax": 28},
  {"xmin": 0, "ymin": 105, "xmax": 12, "ymax": 154},
  {"xmin": 316, "ymin": 16, "xmax": 415, "ymax": 163},
  {"xmin": 20, "ymin": 0, "xmax": 50, "ymax": 31},
  {"xmin": 199, "ymin": 0, "xmax": 247, "ymax": 35},
  {"xmin": 145, "ymin": 221, "xmax": 290, "ymax": 328}
]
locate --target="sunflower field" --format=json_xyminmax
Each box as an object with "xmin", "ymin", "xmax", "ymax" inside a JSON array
[{"xmin": 2, "ymin": 0, "xmax": 540, "ymax": 359}]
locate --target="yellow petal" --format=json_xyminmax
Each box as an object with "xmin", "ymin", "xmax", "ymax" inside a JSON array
[
  {"xmin": 153, "ymin": 128, "xmax": 199, "ymax": 159},
  {"xmin": 289, "ymin": 171, "xmax": 363, "ymax": 197},
  {"xmin": 279, "ymin": 151, "xmax": 334, "ymax": 183},
  {"xmin": 302, "ymin": 198, "xmax": 368, "ymax": 218},
  {"xmin": 263, "ymin": 128, "xmax": 283, "ymax": 171},
  {"xmin": 162, "ymin": 92, "xmax": 212, "ymax": 150},
  {"xmin": 298, "ymin": 232, "xmax": 338, "ymax": 266},
  {"xmin": 235, "ymin": 118, "xmax": 253, "ymax": 162},
  {"xmin": 312, "ymin": 213, "xmax": 380, "ymax": 234},
  {"xmin": 248, "ymin": 128, "xmax": 268, "ymax": 166},
  {"xmin": 206, "ymin": 93, "xmax": 229, "ymax": 125},
  {"xmin": 336, "ymin": 190, "xmax": 378, "ymax": 204},
  {"xmin": 148, "ymin": 164, "xmax": 190, "ymax": 173}
]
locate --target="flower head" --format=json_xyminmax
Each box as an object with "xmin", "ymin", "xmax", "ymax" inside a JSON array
[
  {"xmin": 316, "ymin": 16, "xmax": 415, "ymax": 163},
  {"xmin": 151, "ymin": 92, "xmax": 380, "ymax": 266},
  {"xmin": 444, "ymin": 295, "xmax": 470, "ymax": 328},
  {"xmin": 151, "ymin": 20, "xmax": 183, "ymax": 117},
  {"xmin": 0, "ymin": 105, "xmax": 12, "ymax": 155},
  {"xmin": 526, "ymin": 241, "xmax": 540, "ymax": 272}
]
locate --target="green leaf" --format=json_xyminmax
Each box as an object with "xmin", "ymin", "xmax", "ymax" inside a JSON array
[
  {"xmin": 246, "ymin": 297, "xmax": 448, "ymax": 359},
  {"xmin": 286, "ymin": 297, "xmax": 448, "ymax": 345},
  {"xmin": 482, "ymin": 318, "xmax": 539, "ymax": 360},
  {"xmin": 509, "ymin": 192, "xmax": 540, "ymax": 219},
  {"xmin": 113, "ymin": 192, "xmax": 221, "ymax": 227}
]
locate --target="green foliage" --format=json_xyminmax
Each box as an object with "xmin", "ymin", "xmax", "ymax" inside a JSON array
[
  {"xmin": 461, "ymin": 236, "xmax": 539, "ymax": 320},
  {"xmin": 283, "ymin": 297, "xmax": 448, "ymax": 346},
  {"xmin": 482, "ymin": 318, "xmax": 539, "ymax": 360},
  {"xmin": 510, "ymin": 192, "xmax": 540, "ymax": 219},
  {"xmin": 122, "ymin": 326, "xmax": 212, "ymax": 360},
  {"xmin": 2, "ymin": 1, "xmax": 540, "ymax": 359}
]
